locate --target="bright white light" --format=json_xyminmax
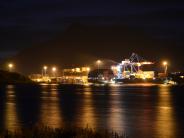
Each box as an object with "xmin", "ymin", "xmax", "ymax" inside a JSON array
[{"xmin": 117, "ymin": 65, "xmax": 121, "ymax": 71}]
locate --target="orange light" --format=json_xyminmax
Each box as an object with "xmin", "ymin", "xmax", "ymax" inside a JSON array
[
  {"xmin": 97, "ymin": 60, "xmax": 102, "ymax": 64},
  {"xmin": 8, "ymin": 63, "xmax": 13, "ymax": 68},
  {"xmin": 163, "ymin": 61, "xmax": 168, "ymax": 66},
  {"xmin": 86, "ymin": 67, "xmax": 90, "ymax": 72},
  {"xmin": 52, "ymin": 67, "xmax": 56, "ymax": 72},
  {"xmin": 43, "ymin": 66, "xmax": 48, "ymax": 70},
  {"xmin": 137, "ymin": 63, "xmax": 141, "ymax": 67}
]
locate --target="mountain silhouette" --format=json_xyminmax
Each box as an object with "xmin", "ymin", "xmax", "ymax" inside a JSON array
[{"xmin": 11, "ymin": 23, "xmax": 175, "ymax": 74}]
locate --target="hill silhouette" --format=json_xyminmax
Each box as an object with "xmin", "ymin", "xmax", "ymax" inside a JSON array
[{"xmin": 11, "ymin": 23, "xmax": 174, "ymax": 74}]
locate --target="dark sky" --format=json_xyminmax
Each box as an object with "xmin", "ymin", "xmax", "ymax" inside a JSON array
[{"xmin": 1, "ymin": 0, "xmax": 184, "ymax": 59}]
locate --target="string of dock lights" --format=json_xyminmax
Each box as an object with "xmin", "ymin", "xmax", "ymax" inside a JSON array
[
  {"xmin": 41, "ymin": 66, "xmax": 91, "ymax": 77},
  {"xmin": 41, "ymin": 66, "xmax": 57, "ymax": 77},
  {"xmin": 5, "ymin": 59, "xmax": 168, "ymax": 77}
]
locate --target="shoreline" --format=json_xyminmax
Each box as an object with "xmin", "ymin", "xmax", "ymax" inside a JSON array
[{"xmin": 0, "ymin": 126, "xmax": 127, "ymax": 138}]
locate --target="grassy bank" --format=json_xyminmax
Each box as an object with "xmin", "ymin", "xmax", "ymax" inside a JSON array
[{"xmin": 0, "ymin": 126, "xmax": 127, "ymax": 138}]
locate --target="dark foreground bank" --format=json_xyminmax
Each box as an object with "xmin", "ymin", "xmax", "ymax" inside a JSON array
[
  {"xmin": 0, "ymin": 126, "xmax": 126, "ymax": 138},
  {"xmin": 0, "ymin": 70, "xmax": 33, "ymax": 84}
]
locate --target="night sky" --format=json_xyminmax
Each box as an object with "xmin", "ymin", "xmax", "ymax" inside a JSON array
[{"xmin": 1, "ymin": 0, "xmax": 184, "ymax": 72}]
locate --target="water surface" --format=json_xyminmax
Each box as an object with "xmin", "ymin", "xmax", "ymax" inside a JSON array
[{"xmin": 0, "ymin": 84, "xmax": 184, "ymax": 137}]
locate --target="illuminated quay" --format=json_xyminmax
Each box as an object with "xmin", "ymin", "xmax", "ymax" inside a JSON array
[
  {"xmin": 26, "ymin": 53, "xmax": 183, "ymax": 85},
  {"xmin": 4, "ymin": 53, "xmax": 183, "ymax": 85}
]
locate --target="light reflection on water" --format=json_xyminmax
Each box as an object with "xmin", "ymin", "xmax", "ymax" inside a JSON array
[
  {"xmin": 0, "ymin": 84, "xmax": 184, "ymax": 137},
  {"xmin": 39, "ymin": 84, "xmax": 63, "ymax": 128},
  {"xmin": 107, "ymin": 86, "xmax": 125, "ymax": 132},
  {"xmin": 4, "ymin": 85, "xmax": 20, "ymax": 131},
  {"xmin": 155, "ymin": 85, "xmax": 176, "ymax": 138},
  {"xmin": 77, "ymin": 86, "xmax": 96, "ymax": 128}
]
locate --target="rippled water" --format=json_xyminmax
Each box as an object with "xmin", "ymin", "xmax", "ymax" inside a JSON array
[{"xmin": 0, "ymin": 84, "xmax": 184, "ymax": 137}]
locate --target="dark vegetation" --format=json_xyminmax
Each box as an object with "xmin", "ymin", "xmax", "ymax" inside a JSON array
[
  {"xmin": 0, "ymin": 126, "xmax": 126, "ymax": 138},
  {"xmin": 0, "ymin": 70, "xmax": 33, "ymax": 84}
]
